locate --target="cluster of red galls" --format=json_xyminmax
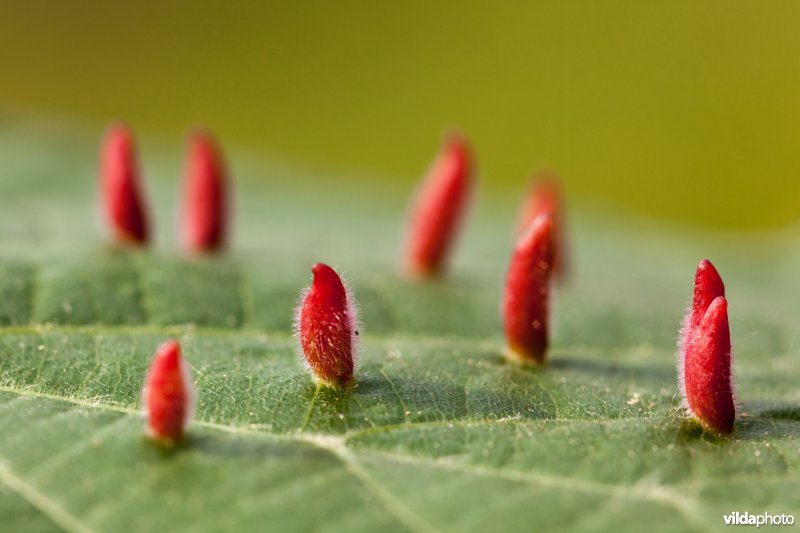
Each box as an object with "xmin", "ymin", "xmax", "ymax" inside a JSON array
[
  {"xmin": 100, "ymin": 125, "xmax": 228, "ymax": 253},
  {"xmin": 101, "ymin": 127, "xmax": 734, "ymax": 445}
]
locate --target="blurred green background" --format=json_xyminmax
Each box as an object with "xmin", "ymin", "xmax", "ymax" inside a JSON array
[{"xmin": 1, "ymin": 1, "xmax": 800, "ymax": 229}]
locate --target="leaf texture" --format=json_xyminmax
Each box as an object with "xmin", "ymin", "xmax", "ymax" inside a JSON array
[{"xmin": 0, "ymin": 113, "xmax": 797, "ymax": 532}]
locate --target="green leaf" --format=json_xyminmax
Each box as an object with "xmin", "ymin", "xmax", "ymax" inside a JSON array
[{"xmin": 0, "ymin": 114, "xmax": 798, "ymax": 532}]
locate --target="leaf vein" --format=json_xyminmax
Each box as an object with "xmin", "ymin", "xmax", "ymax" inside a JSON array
[{"xmin": 0, "ymin": 459, "xmax": 95, "ymax": 533}]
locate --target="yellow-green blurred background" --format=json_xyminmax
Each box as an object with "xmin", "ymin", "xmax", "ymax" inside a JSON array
[{"xmin": 2, "ymin": 1, "xmax": 800, "ymax": 229}]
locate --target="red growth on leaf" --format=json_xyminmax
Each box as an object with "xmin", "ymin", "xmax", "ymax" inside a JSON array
[
  {"xmin": 99, "ymin": 124, "xmax": 150, "ymax": 245},
  {"xmin": 404, "ymin": 133, "xmax": 474, "ymax": 278},
  {"xmin": 295, "ymin": 263, "xmax": 359, "ymax": 388},
  {"xmin": 144, "ymin": 340, "xmax": 194, "ymax": 445},
  {"xmin": 503, "ymin": 213, "xmax": 555, "ymax": 365},
  {"xmin": 679, "ymin": 259, "xmax": 735, "ymax": 435},
  {"xmin": 182, "ymin": 130, "xmax": 229, "ymax": 253},
  {"xmin": 516, "ymin": 171, "xmax": 569, "ymax": 279}
]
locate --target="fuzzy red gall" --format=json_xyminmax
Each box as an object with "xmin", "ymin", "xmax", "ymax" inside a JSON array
[
  {"xmin": 144, "ymin": 340, "xmax": 194, "ymax": 445},
  {"xmin": 516, "ymin": 171, "xmax": 569, "ymax": 279},
  {"xmin": 678, "ymin": 259, "xmax": 725, "ymax": 387},
  {"xmin": 403, "ymin": 133, "xmax": 474, "ymax": 278},
  {"xmin": 503, "ymin": 213, "xmax": 555, "ymax": 365},
  {"xmin": 182, "ymin": 130, "xmax": 229, "ymax": 254},
  {"xmin": 295, "ymin": 263, "xmax": 359, "ymax": 388},
  {"xmin": 679, "ymin": 260, "xmax": 735, "ymax": 435},
  {"xmin": 99, "ymin": 124, "xmax": 150, "ymax": 245}
]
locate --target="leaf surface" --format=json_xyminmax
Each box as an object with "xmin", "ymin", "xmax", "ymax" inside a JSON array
[{"xmin": 0, "ymin": 114, "xmax": 798, "ymax": 532}]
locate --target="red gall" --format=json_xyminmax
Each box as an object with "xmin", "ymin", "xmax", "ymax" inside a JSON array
[
  {"xmin": 295, "ymin": 263, "xmax": 359, "ymax": 388},
  {"xmin": 99, "ymin": 124, "xmax": 150, "ymax": 245},
  {"xmin": 403, "ymin": 133, "xmax": 474, "ymax": 278},
  {"xmin": 503, "ymin": 213, "xmax": 555, "ymax": 365},
  {"xmin": 182, "ymin": 130, "xmax": 229, "ymax": 254},
  {"xmin": 516, "ymin": 171, "xmax": 569, "ymax": 279},
  {"xmin": 143, "ymin": 340, "xmax": 194, "ymax": 445},
  {"xmin": 679, "ymin": 259, "xmax": 735, "ymax": 435}
]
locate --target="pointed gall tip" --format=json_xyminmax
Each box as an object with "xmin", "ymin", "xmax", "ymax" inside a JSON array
[
  {"xmin": 156, "ymin": 339, "xmax": 181, "ymax": 369},
  {"xmin": 516, "ymin": 170, "xmax": 568, "ymax": 279},
  {"xmin": 695, "ymin": 259, "xmax": 725, "ymax": 296},
  {"xmin": 183, "ymin": 128, "xmax": 229, "ymax": 255},
  {"xmin": 310, "ymin": 262, "xmax": 347, "ymax": 304},
  {"xmin": 403, "ymin": 131, "xmax": 475, "ymax": 279},
  {"xmin": 503, "ymin": 213, "xmax": 556, "ymax": 366},
  {"xmin": 104, "ymin": 122, "xmax": 133, "ymax": 148},
  {"xmin": 311, "ymin": 262, "xmax": 329, "ymax": 277},
  {"xmin": 695, "ymin": 259, "xmax": 724, "ymax": 287},
  {"xmin": 690, "ymin": 258, "xmax": 725, "ymax": 331},
  {"xmin": 705, "ymin": 295, "xmax": 728, "ymax": 322},
  {"xmin": 297, "ymin": 263, "xmax": 358, "ymax": 389},
  {"xmin": 516, "ymin": 172, "xmax": 559, "ymax": 231},
  {"xmin": 100, "ymin": 123, "xmax": 150, "ymax": 246},
  {"xmin": 520, "ymin": 212, "xmax": 554, "ymax": 248},
  {"xmin": 144, "ymin": 340, "xmax": 193, "ymax": 445},
  {"xmin": 441, "ymin": 130, "xmax": 471, "ymax": 167}
]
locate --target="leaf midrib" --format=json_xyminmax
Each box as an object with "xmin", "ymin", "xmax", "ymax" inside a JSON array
[{"xmin": 0, "ymin": 460, "xmax": 92, "ymax": 533}]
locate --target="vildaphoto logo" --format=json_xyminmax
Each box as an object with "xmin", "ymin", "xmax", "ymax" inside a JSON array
[{"xmin": 723, "ymin": 511, "xmax": 795, "ymax": 527}]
